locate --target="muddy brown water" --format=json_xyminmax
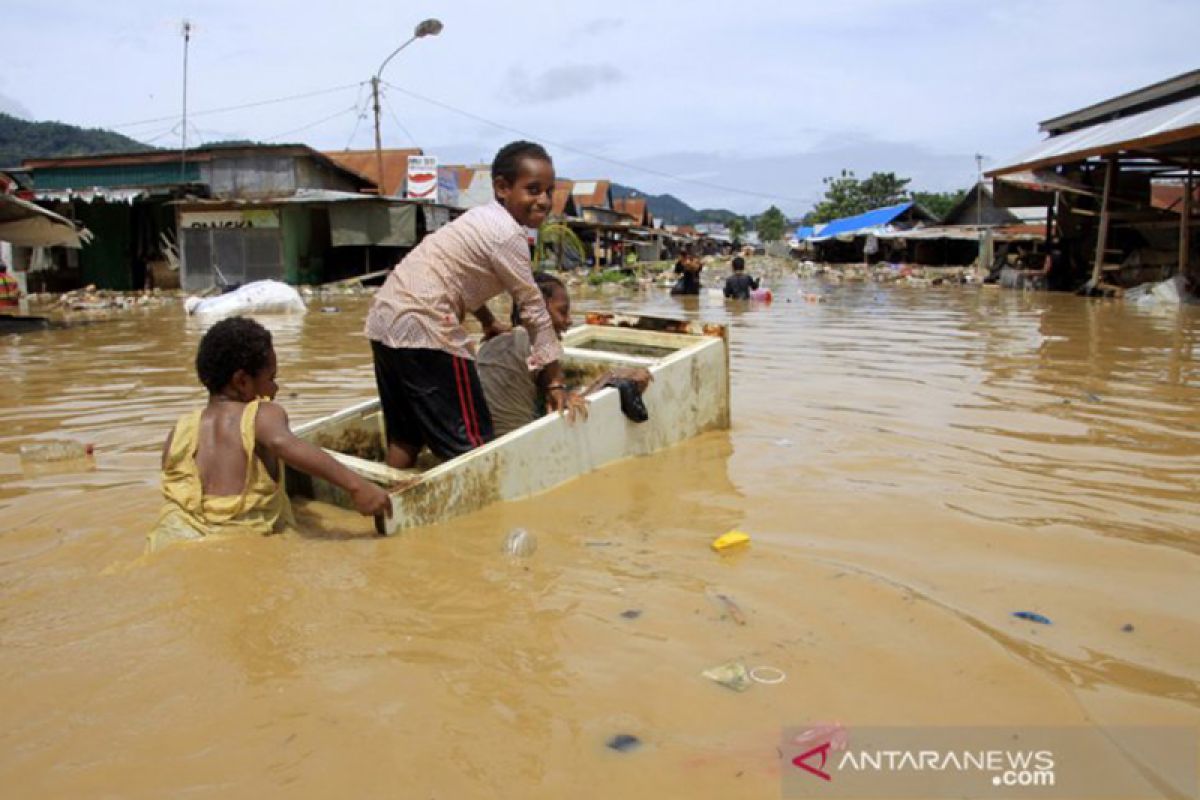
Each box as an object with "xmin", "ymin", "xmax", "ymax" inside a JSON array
[{"xmin": 1, "ymin": 277, "xmax": 1198, "ymax": 798}]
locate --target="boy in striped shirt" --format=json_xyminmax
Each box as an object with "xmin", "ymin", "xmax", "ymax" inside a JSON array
[{"xmin": 364, "ymin": 141, "xmax": 569, "ymax": 468}]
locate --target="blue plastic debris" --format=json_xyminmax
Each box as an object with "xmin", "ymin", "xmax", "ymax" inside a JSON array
[
  {"xmin": 1012, "ymin": 611, "xmax": 1052, "ymax": 625},
  {"xmin": 607, "ymin": 733, "xmax": 641, "ymax": 752}
]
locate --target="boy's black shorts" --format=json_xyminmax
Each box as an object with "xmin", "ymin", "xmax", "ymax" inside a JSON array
[{"xmin": 370, "ymin": 341, "xmax": 494, "ymax": 460}]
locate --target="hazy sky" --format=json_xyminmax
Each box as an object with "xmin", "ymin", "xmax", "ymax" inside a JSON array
[{"xmin": 3, "ymin": 0, "xmax": 1197, "ymax": 215}]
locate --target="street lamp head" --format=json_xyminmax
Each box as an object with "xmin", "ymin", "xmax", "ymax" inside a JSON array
[{"xmin": 414, "ymin": 18, "xmax": 443, "ymax": 38}]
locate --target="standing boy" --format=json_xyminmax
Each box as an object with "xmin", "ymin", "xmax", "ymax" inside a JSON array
[
  {"xmin": 723, "ymin": 256, "xmax": 760, "ymax": 299},
  {"xmin": 365, "ymin": 141, "xmax": 568, "ymax": 469}
]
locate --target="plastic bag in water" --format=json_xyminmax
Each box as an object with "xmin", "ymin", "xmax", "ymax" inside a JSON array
[{"xmin": 503, "ymin": 528, "xmax": 538, "ymax": 558}]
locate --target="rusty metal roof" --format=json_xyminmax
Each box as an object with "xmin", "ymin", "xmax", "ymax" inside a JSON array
[
  {"xmin": 570, "ymin": 179, "xmax": 611, "ymax": 209},
  {"xmin": 323, "ymin": 148, "xmax": 423, "ymax": 196},
  {"xmin": 551, "ymin": 179, "xmax": 575, "ymax": 216},
  {"xmin": 613, "ymin": 197, "xmax": 650, "ymax": 225}
]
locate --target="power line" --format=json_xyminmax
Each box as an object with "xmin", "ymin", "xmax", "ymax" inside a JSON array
[
  {"xmin": 342, "ymin": 83, "xmax": 369, "ymax": 150},
  {"xmin": 107, "ymin": 81, "xmax": 366, "ymax": 130},
  {"xmin": 382, "ymin": 80, "xmax": 817, "ymax": 207},
  {"xmin": 381, "ymin": 89, "xmax": 419, "ymax": 148},
  {"xmin": 263, "ymin": 104, "xmax": 359, "ymax": 143},
  {"xmin": 140, "ymin": 122, "xmax": 182, "ymax": 145}
]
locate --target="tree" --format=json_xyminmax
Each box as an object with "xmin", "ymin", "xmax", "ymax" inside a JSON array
[
  {"xmin": 809, "ymin": 170, "xmax": 867, "ymax": 223},
  {"xmin": 756, "ymin": 206, "xmax": 788, "ymax": 242},
  {"xmin": 808, "ymin": 170, "xmax": 913, "ymax": 223},
  {"xmin": 911, "ymin": 189, "xmax": 967, "ymax": 221},
  {"xmin": 728, "ymin": 217, "xmax": 745, "ymax": 245},
  {"xmin": 858, "ymin": 172, "xmax": 911, "ymax": 209}
]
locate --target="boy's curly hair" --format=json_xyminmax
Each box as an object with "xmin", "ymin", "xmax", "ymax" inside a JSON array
[
  {"xmin": 491, "ymin": 140, "xmax": 551, "ymax": 185},
  {"xmin": 195, "ymin": 316, "xmax": 273, "ymax": 393}
]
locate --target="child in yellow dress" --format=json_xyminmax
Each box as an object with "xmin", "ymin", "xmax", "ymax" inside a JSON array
[{"xmin": 149, "ymin": 317, "xmax": 390, "ymax": 551}]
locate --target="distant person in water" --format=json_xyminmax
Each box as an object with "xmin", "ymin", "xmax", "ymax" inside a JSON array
[
  {"xmin": 723, "ymin": 256, "xmax": 760, "ymax": 300},
  {"xmin": 0, "ymin": 261, "xmax": 19, "ymax": 309},
  {"xmin": 476, "ymin": 273, "xmax": 652, "ymax": 437},
  {"xmin": 364, "ymin": 140, "xmax": 569, "ymax": 468},
  {"xmin": 671, "ymin": 252, "xmax": 702, "ymax": 296},
  {"xmin": 149, "ymin": 317, "xmax": 390, "ymax": 552}
]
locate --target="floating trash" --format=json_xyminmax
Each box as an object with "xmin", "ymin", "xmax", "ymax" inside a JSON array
[
  {"xmin": 750, "ymin": 666, "xmax": 786, "ymax": 685},
  {"xmin": 19, "ymin": 439, "xmax": 94, "ymax": 463},
  {"xmin": 711, "ymin": 530, "xmax": 750, "ymax": 552},
  {"xmin": 620, "ymin": 609, "xmax": 642, "ymax": 620},
  {"xmin": 1012, "ymin": 611, "xmax": 1052, "ymax": 625},
  {"xmin": 707, "ymin": 591, "xmax": 747, "ymax": 626},
  {"xmin": 702, "ymin": 660, "xmax": 752, "ymax": 692},
  {"xmin": 1121, "ymin": 623, "xmax": 1135, "ymax": 633},
  {"xmin": 503, "ymin": 528, "xmax": 538, "ymax": 558},
  {"xmin": 607, "ymin": 733, "xmax": 641, "ymax": 752}
]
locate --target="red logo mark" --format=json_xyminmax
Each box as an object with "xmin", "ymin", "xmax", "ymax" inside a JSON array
[{"xmin": 793, "ymin": 741, "xmax": 832, "ymax": 781}]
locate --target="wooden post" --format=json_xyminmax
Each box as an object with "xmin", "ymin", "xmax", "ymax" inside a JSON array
[
  {"xmin": 1044, "ymin": 191, "xmax": 1057, "ymax": 245},
  {"xmin": 1180, "ymin": 160, "xmax": 1193, "ymax": 279},
  {"xmin": 1089, "ymin": 156, "xmax": 1117, "ymax": 288}
]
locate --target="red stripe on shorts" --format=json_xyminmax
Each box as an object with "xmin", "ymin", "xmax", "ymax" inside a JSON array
[
  {"xmin": 452, "ymin": 356, "xmax": 481, "ymax": 447},
  {"xmin": 458, "ymin": 356, "xmax": 484, "ymax": 447}
]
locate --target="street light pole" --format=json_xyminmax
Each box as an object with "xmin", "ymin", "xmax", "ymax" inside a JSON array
[{"xmin": 371, "ymin": 18, "xmax": 443, "ymax": 196}]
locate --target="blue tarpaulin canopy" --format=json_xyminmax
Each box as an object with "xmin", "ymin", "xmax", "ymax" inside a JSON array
[{"xmin": 808, "ymin": 202, "xmax": 914, "ymax": 240}]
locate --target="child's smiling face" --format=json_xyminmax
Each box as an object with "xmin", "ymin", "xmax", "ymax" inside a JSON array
[{"xmin": 495, "ymin": 157, "xmax": 555, "ymax": 228}]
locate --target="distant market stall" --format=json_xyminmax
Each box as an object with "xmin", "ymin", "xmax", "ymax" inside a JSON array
[{"xmin": 986, "ymin": 68, "xmax": 1200, "ymax": 291}]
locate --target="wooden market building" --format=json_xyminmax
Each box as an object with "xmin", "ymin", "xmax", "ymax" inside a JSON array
[{"xmin": 986, "ymin": 69, "xmax": 1200, "ymax": 292}]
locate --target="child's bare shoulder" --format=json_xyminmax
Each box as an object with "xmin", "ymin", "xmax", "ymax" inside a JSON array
[{"xmin": 254, "ymin": 400, "xmax": 289, "ymax": 425}]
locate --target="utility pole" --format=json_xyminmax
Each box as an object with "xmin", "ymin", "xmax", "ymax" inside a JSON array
[
  {"xmin": 371, "ymin": 19, "xmax": 443, "ymax": 197},
  {"xmin": 975, "ymin": 153, "xmax": 985, "ymax": 228},
  {"xmin": 180, "ymin": 20, "xmax": 192, "ymax": 183},
  {"xmin": 372, "ymin": 75, "xmax": 383, "ymax": 195}
]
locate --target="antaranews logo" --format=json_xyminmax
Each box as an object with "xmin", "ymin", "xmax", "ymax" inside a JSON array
[
  {"xmin": 780, "ymin": 725, "xmax": 1198, "ymax": 799},
  {"xmin": 792, "ymin": 741, "xmax": 833, "ymax": 782}
]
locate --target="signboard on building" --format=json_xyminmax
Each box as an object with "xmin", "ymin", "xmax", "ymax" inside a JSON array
[
  {"xmin": 180, "ymin": 209, "xmax": 280, "ymax": 229},
  {"xmin": 407, "ymin": 156, "xmax": 438, "ymax": 202}
]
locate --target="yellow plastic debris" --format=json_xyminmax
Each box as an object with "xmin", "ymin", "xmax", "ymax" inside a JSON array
[{"xmin": 711, "ymin": 530, "xmax": 750, "ymax": 552}]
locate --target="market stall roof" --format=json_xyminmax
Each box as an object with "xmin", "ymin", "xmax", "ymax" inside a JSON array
[
  {"xmin": 873, "ymin": 224, "xmax": 1044, "ymax": 242},
  {"xmin": 987, "ymin": 93, "xmax": 1200, "ymax": 178},
  {"xmin": 0, "ymin": 193, "xmax": 91, "ymax": 247},
  {"xmin": 807, "ymin": 202, "xmax": 916, "ymax": 241}
]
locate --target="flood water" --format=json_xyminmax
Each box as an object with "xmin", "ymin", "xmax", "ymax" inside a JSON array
[{"xmin": 2, "ymin": 274, "xmax": 1198, "ymax": 798}]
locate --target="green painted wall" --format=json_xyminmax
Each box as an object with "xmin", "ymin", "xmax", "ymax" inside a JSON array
[
  {"xmin": 35, "ymin": 162, "xmax": 200, "ymax": 190},
  {"xmin": 74, "ymin": 201, "xmax": 132, "ymax": 290}
]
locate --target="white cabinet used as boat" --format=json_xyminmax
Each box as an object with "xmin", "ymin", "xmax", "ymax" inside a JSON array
[{"xmin": 287, "ymin": 312, "xmax": 730, "ymax": 534}]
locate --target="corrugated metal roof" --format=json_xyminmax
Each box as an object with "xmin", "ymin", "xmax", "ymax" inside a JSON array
[
  {"xmin": 323, "ymin": 148, "xmax": 423, "ymax": 196},
  {"xmin": 26, "ymin": 144, "xmax": 375, "ymax": 191},
  {"xmin": 810, "ymin": 202, "xmax": 914, "ymax": 239},
  {"xmin": 0, "ymin": 193, "xmax": 91, "ymax": 247},
  {"xmin": 874, "ymin": 224, "xmax": 1043, "ymax": 242},
  {"xmin": 1039, "ymin": 68, "xmax": 1200, "ymax": 135},
  {"xmin": 551, "ymin": 179, "xmax": 575, "ymax": 216},
  {"xmin": 612, "ymin": 196, "xmax": 649, "ymax": 225},
  {"xmin": 988, "ymin": 94, "xmax": 1200, "ymax": 177},
  {"xmin": 571, "ymin": 180, "xmax": 610, "ymax": 209}
]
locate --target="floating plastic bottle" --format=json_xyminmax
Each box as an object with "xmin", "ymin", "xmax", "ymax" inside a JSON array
[
  {"xmin": 19, "ymin": 439, "xmax": 94, "ymax": 464},
  {"xmin": 503, "ymin": 527, "xmax": 538, "ymax": 558}
]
